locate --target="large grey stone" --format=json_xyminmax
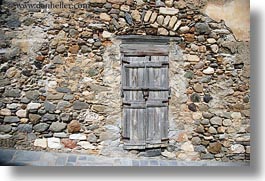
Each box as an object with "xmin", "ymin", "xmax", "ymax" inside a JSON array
[
  {"xmin": 25, "ymin": 90, "xmax": 39, "ymax": 100},
  {"xmin": 56, "ymin": 44, "xmax": 66, "ymax": 53},
  {"xmin": 223, "ymin": 119, "xmax": 232, "ymax": 126},
  {"xmin": 29, "ymin": 114, "xmax": 41, "ymax": 124},
  {"xmin": 44, "ymin": 101, "xmax": 56, "ymax": 112},
  {"xmin": 27, "ymin": 103, "xmax": 42, "ymax": 110},
  {"xmin": 56, "ymin": 87, "xmax": 71, "ymax": 93},
  {"xmin": 17, "ymin": 124, "xmax": 32, "ymax": 133},
  {"xmin": 3, "ymin": 89, "xmax": 21, "ymax": 97},
  {"xmin": 0, "ymin": 125, "xmax": 12, "ymax": 133},
  {"xmin": 195, "ymin": 23, "xmax": 210, "ymax": 34},
  {"xmin": 87, "ymin": 133, "xmax": 97, "ymax": 143},
  {"xmin": 69, "ymin": 29, "xmax": 79, "ymax": 37},
  {"xmin": 6, "ymin": 16, "xmax": 21, "ymax": 28},
  {"xmin": 63, "ymin": 94, "xmax": 74, "ymax": 101},
  {"xmin": 56, "ymin": 101, "xmax": 71, "ymax": 110},
  {"xmin": 27, "ymin": 133, "xmax": 37, "ymax": 142},
  {"xmin": 33, "ymin": 123, "xmax": 49, "ymax": 132},
  {"xmin": 73, "ymin": 101, "xmax": 89, "ymax": 110},
  {"xmin": 60, "ymin": 113, "xmax": 71, "ymax": 122},
  {"xmin": 208, "ymin": 126, "xmax": 217, "ymax": 134},
  {"xmin": 52, "ymin": 55, "xmax": 63, "ymax": 64},
  {"xmin": 210, "ymin": 116, "xmax": 223, "ymax": 126},
  {"xmin": 191, "ymin": 137, "xmax": 201, "ymax": 145},
  {"xmin": 54, "ymin": 132, "xmax": 68, "ymax": 138},
  {"xmin": 4, "ymin": 116, "xmax": 20, "ymax": 123},
  {"xmin": 6, "ymin": 103, "xmax": 21, "ymax": 110},
  {"xmin": 42, "ymin": 113, "xmax": 57, "ymax": 121},
  {"xmin": 202, "ymin": 112, "xmax": 214, "ymax": 119},
  {"xmin": 49, "ymin": 122, "xmax": 67, "ymax": 132}
]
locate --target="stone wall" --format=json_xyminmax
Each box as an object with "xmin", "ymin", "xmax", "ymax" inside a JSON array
[{"xmin": 0, "ymin": 0, "xmax": 250, "ymax": 162}]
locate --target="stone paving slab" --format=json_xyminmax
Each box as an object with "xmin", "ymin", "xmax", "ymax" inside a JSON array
[{"xmin": 0, "ymin": 148, "xmax": 250, "ymax": 167}]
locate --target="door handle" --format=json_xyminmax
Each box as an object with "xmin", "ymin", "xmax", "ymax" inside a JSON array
[{"xmin": 142, "ymin": 88, "xmax": 149, "ymax": 100}]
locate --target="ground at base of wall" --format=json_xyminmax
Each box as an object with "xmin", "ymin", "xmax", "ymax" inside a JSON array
[{"xmin": 0, "ymin": 148, "xmax": 249, "ymax": 166}]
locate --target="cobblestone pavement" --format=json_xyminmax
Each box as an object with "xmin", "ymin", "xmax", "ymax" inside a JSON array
[{"xmin": 0, "ymin": 149, "xmax": 250, "ymax": 166}]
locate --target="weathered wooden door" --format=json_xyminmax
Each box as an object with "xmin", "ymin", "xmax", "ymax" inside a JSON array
[{"xmin": 121, "ymin": 55, "xmax": 170, "ymax": 150}]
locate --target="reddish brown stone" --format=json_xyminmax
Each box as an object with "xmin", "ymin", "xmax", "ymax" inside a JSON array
[
  {"xmin": 35, "ymin": 55, "xmax": 45, "ymax": 61},
  {"xmin": 186, "ymin": 87, "xmax": 194, "ymax": 94},
  {"xmin": 179, "ymin": 42, "xmax": 186, "ymax": 49},
  {"xmin": 67, "ymin": 120, "xmax": 81, "ymax": 133},
  {"xmin": 217, "ymin": 56, "xmax": 224, "ymax": 63},
  {"xmin": 208, "ymin": 142, "xmax": 222, "ymax": 154},
  {"xmin": 39, "ymin": 95, "xmax": 46, "ymax": 101},
  {"xmin": 189, "ymin": 27, "xmax": 195, "ymax": 33},
  {"xmin": 184, "ymin": 34, "xmax": 195, "ymax": 42},
  {"xmin": 126, "ymin": 0, "xmax": 134, "ymax": 5},
  {"xmin": 61, "ymin": 139, "xmax": 77, "ymax": 149},
  {"xmin": 177, "ymin": 132, "xmax": 188, "ymax": 142},
  {"xmin": 69, "ymin": 45, "xmax": 80, "ymax": 54},
  {"xmin": 102, "ymin": 41, "xmax": 113, "ymax": 47},
  {"xmin": 112, "ymin": 4, "xmax": 120, "ymax": 9},
  {"xmin": 199, "ymin": 45, "xmax": 207, "ymax": 53}
]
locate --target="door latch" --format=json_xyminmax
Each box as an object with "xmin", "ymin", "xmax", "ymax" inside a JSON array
[{"xmin": 142, "ymin": 88, "xmax": 149, "ymax": 100}]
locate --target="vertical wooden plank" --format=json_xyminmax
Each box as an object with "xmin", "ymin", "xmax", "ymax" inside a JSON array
[
  {"xmin": 146, "ymin": 107, "xmax": 153, "ymax": 142},
  {"xmin": 163, "ymin": 107, "xmax": 169, "ymax": 139},
  {"xmin": 138, "ymin": 108, "xmax": 145, "ymax": 143},
  {"xmin": 138, "ymin": 66, "xmax": 144, "ymax": 101},
  {"xmin": 128, "ymin": 108, "xmax": 146, "ymax": 145},
  {"xmin": 146, "ymin": 107, "xmax": 163, "ymax": 143},
  {"xmin": 122, "ymin": 108, "xmax": 130, "ymax": 138},
  {"xmin": 130, "ymin": 108, "xmax": 135, "ymax": 142},
  {"xmin": 158, "ymin": 107, "xmax": 165, "ymax": 140}
]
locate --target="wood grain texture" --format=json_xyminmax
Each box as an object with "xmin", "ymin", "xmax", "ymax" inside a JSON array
[{"xmin": 121, "ymin": 52, "xmax": 170, "ymax": 149}]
